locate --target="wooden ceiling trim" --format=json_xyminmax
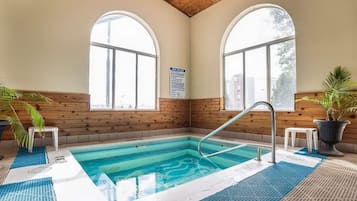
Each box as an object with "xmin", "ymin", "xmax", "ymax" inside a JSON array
[{"xmin": 164, "ymin": 0, "xmax": 221, "ymax": 17}]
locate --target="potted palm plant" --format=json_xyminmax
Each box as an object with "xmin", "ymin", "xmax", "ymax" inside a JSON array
[
  {"xmin": 0, "ymin": 85, "xmax": 51, "ymax": 159},
  {"xmin": 299, "ymin": 66, "xmax": 357, "ymax": 156}
]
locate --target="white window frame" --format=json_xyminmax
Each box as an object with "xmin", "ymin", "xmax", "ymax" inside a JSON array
[
  {"xmin": 90, "ymin": 13, "xmax": 158, "ymax": 111},
  {"xmin": 223, "ymin": 7, "xmax": 296, "ymax": 111}
]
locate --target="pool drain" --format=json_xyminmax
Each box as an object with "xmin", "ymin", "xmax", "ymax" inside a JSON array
[{"xmin": 55, "ymin": 155, "xmax": 66, "ymax": 163}]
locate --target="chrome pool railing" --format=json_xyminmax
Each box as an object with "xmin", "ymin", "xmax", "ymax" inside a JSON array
[{"xmin": 197, "ymin": 101, "xmax": 276, "ymax": 163}]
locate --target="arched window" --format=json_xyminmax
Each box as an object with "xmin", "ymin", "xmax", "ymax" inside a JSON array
[
  {"xmin": 89, "ymin": 12, "xmax": 158, "ymax": 110},
  {"xmin": 223, "ymin": 6, "xmax": 296, "ymax": 110}
]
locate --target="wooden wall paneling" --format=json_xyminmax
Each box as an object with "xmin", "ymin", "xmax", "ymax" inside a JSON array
[
  {"xmin": 2, "ymin": 90, "xmax": 356, "ymax": 145},
  {"xmin": 190, "ymin": 92, "xmax": 357, "ymax": 144},
  {"xmin": 1, "ymin": 91, "xmax": 189, "ymax": 140}
]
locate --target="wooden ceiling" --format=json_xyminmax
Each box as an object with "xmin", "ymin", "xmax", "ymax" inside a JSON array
[{"xmin": 164, "ymin": 0, "xmax": 221, "ymax": 17}]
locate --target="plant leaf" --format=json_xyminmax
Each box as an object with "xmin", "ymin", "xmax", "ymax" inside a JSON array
[
  {"xmin": 5, "ymin": 115, "xmax": 29, "ymax": 147},
  {"xmin": 21, "ymin": 92, "xmax": 52, "ymax": 103},
  {"xmin": 0, "ymin": 85, "xmax": 50, "ymax": 148},
  {"xmin": 21, "ymin": 102, "xmax": 45, "ymax": 130}
]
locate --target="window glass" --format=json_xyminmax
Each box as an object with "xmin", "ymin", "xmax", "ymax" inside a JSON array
[
  {"xmin": 89, "ymin": 13, "xmax": 157, "ymax": 110},
  {"xmin": 224, "ymin": 6, "xmax": 296, "ymax": 111},
  {"xmin": 89, "ymin": 46, "xmax": 113, "ymax": 109},
  {"xmin": 115, "ymin": 51, "xmax": 136, "ymax": 109},
  {"xmin": 245, "ymin": 47, "xmax": 267, "ymax": 108},
  {"xmin": 224, "ymin": 53, "xmax": 243, "ymax": 110},
  {"xmin": 138, "ymin": 55, "xmax": 156, "ymax": 109},
  {"xmin": 270, "ymin": 40, "xmax": 296, "ymax": 110},
  {"xmin": 91, "ymin": 19, "xmax": 109, "ymax": 44},
  {"xmin": 225, "ymin": 7, "xmax": 295, "ymax": 53},
  {"xmin": 91, "ymin": 14, "xmax": 156, "ymax": 54}
]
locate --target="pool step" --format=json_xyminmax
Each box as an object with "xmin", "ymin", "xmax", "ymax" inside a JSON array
[
  {"xmin": 96, "ymin": 173, "xmax": 117, "ymax": 201},
  {"xmin": 105, "ymin": 151, "xmax": 244, "ymax": 192},
  {"xmin": 101, "ymin": 149, "xmax": 189, "ymax": 174},
  {"xmin": 74, "ymin": 140, "xmax": 247, "ymax": 166},
  {"xmin": 187, "ymin": 149, "xmax": 240, "ymax": 168},
  {"xmin": 75, "ymin": 143, "xmax": 265, "ymax": 182},
  {"xmin": 71, "ymin": 137, "xmax": 191, "ymax": 154},
  {"xmin": 71, "ymin": 137, "xmax": 272, "ymax": 201},
  {"xmin": 196, "ymin": 143, "xmax": 265, "ymax": 162},
  {"xmin": 101, "ymin": 149, "xmax": 242, "ymax": 178},
  {"xmin": 73, "ymin": 140, "xmax": 189, "ymax": 162}
]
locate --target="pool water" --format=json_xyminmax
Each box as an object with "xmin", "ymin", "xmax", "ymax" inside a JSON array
[{"xmin": 71, "ymin": 137, "xmax": 268, "ymax": 201}]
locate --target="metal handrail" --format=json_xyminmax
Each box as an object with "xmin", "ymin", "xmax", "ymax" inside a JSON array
[{"xmin": 197, "ymin": 101, "xmax": 276, "ymax": 163}]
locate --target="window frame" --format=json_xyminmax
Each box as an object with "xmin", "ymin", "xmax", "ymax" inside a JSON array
[
  {"xmin": 89, "ymin": 13, "xmax": 158, "ymax": 111},
  {"xmin": 223, "ymin": 8, "xmax": 296, "ymax": 112}
]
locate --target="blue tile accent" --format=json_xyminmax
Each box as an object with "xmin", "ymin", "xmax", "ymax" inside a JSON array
[
  {"xmin": 201, "ymin": 162, "xmax": 314, "ymax": 201},
  {"xmin": 0, "ymin": 177, "xmax": 56, "ymax": 201},
  {"xmin": 295, "ymin": 147, "xmax": 327, "ymax": 159},
  {"xmin": 10, "ymin": 146, "xmax": 47, "ymax": 169}
]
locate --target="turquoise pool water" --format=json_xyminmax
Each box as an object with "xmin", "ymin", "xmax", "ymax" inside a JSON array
[{"xmin": 71, "ymin": 136, "xmax": 268, "ymax": 201}]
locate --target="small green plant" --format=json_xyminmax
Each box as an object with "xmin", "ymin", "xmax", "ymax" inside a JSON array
[
  {"xmin": 298, "ymin": 66, "xmax": 357, "ymax": 121},
  {"xmin": 0, "ymin": 85, "xmax": 51, "ymax": 147}
]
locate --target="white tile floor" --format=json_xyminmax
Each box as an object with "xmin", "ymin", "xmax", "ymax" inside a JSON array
[
  {"xmin": 5, "ymin": 148, "xmax": 107, "ymax": 201},
  {"xmin": 2, "ymin": 133, "xmax": 322, "ymax": 201}
]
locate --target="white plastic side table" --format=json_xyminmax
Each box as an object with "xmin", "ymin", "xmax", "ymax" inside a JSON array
[
  {"xmin": 284, "ymin": 127, "xmax": 318, "ymax": 153},
  {"xmin": 28, "ymin": 126, "xmax": 58, "ymax": 152}
]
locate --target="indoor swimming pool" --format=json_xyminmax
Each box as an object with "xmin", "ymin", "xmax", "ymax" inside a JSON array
[{"xmin": 70, "ymin": 136, "xmax": 269, "ymax": 201}]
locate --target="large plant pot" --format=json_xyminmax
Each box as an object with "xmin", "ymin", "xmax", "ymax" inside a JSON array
[
  {"xmin": 313, "ymin": 119, "xmax": 350, "ymax": 156},
  {"xmin": 0, "ymin": 120, "xmax": 9, "ymax": 160}
]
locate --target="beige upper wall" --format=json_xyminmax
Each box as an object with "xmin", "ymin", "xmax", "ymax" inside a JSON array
[
  {"xmin": 190, "ymin": 0, "xmax": 357, "ymax": 99},
  {"xmin": 1, "ymin": 0, "xmax": 356, "ymax": 100},
  {"xmin": 0, "ymin": 0, "xmax": 190, "ymax": 98}
]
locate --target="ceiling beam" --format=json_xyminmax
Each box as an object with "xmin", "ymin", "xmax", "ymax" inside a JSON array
[{"xmin": 164, "ymin": 0, "xmax": 221, "ymax": 17}]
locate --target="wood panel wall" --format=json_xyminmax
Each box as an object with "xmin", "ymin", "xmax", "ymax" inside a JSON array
[
  {"xmin": 190, "ymin": 92, "xmax": 357, "ymax": 144},
  {"xmin": 1, "ymin": 92, "xmax": 189, "ymax": 140},
  {"xmin": 2, "ymin": 91, "xmax": 356, "ymax": 145}
]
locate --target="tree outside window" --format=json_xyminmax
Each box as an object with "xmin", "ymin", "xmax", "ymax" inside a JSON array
[{"xmin": 224, "ymin": 6, "xmax": 296, "ymax": 111}]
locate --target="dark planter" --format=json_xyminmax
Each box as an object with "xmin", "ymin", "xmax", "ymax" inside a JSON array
[
  {"xmin": 0, "ymin": 120, "xmax": 9, "ymax": 160},
  {"xmin": 313, "ymin": 119, "xmax": 350, "ymax": 156}
]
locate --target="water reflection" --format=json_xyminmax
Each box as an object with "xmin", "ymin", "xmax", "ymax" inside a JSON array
[{"xmin": 116, "ymin": 173, "xmax": 156, "ymax": 201}]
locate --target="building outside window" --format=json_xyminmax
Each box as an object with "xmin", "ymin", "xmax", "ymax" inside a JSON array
[{"xmin": 224, "ymin": 6, "xmax": 296, "ymax": 111}]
